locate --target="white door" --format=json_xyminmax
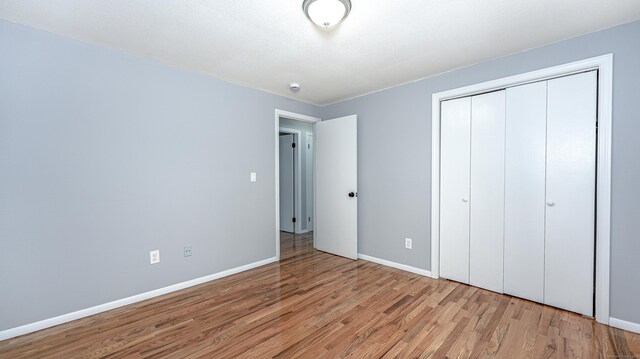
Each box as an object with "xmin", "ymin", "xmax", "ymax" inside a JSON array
[
  {"xmin": 504, "ymin": 81, "xmax": 547, "ymax": 303},
  {"xmin": 315, "ymin": 115, "xmax": 358, "ymax": 260},
  {"xmin": 306, "ymin": 132, "xmax": 314, "ymax": 231},
  {"xmin": 440, "ymin": 97, "xmax": 471, "ymax": 284},
  {"xmin": 469, "ymin": 91, "xmax": 506, "ymax": 293},
  {"xmin": 544, "ymin": 71, "xmax": 597, "ymax": 316},
  {"xmin": 279, "ymin": 134, "xmax": 295, "ymax": 233}
]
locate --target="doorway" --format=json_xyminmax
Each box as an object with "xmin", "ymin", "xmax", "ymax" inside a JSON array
[
  {"xmin": 275, "ymin": 110, "xmax": 320, "ymax": 259},
  {"xmin": 275, "ymin": 110, "xmax": 359, "ymax": 262}
]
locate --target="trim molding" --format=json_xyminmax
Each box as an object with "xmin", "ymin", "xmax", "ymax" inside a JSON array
[
  {"xmin": 276, "ymin": 109, "xmax": 321, "ymax": 124},
  {"xmin": 430, "ymin": 54, "xmax": 613, "ymax": 324},
  {"xmin": 358, "ymin": 254, "xmax": 432, "ymax": 277},
  {"xmin": 610, "ymin": 318, "xmax": 640, "ymax": 335},
  {"xmin": 0, "ymin": 256, "xmax": 277, "ymax": 341}
]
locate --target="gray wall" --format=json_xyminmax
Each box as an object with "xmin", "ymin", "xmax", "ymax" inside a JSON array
[
  {"xmin": 0, "ymin": 19, "xmax": 321, "ymax": 331},
  {"xmin": 279, "ymin": 118, "xmax": 314, "ymax": 231},
  {"xmin": 322, "ymin": 20, "xmax": 640, "ymax": 324}
]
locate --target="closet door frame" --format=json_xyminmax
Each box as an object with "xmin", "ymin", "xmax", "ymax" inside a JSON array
[{"xmin": 430, "ymin": 54, "xmax": 613, "ymax": 324}]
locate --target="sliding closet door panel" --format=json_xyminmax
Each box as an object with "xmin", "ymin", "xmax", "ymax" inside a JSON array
[
  {"xmin": 440, "ymin": 97, "xmax": 471, "ymax": 284},
  {"xmin": 545, "ymin": 71, "xmax": 597, "ymax": 316},
  {"xmin": 469, "ymin": 91, "xmax": 506, "ymax": 293},
  {"xmin": 503, "ymin": 82, "xmax": 547, "ymax": 303}
]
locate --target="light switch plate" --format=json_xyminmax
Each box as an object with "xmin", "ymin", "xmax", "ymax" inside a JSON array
[
  {"xmin": 150, "ymin": 250, "xmax": 160, "ymax": 264},
  {"xmin": 250, "ymin": 172, "xmax": 257, "ymax": 182}
]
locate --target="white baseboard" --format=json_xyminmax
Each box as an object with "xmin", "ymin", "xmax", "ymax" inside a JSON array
[
  {"xmin": 610, "ymin": 317, "xmax": 640, "ymax": 334},
  {"xmin": 0, "ymin": 256, "xmax": 278, "ymax": 341},
  {"xmin": 358, "ymin": 254, "xmax": 432, "ymax": 277}
]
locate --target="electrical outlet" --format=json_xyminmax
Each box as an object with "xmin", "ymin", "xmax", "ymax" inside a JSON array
[
  {"xmin": 250, "ymin": 172, "xmax": 257, "ymax": 182},
  {"xmin": 150, "ymin": 250, "xmax": 160, "ymax": 264},
  {"xmin": 405, "ymin": 238, "xmax": 413, "ymax": 250},
  {"xmin": 184, "ymin": 245, "xmax": 192, "ymax": 257}
]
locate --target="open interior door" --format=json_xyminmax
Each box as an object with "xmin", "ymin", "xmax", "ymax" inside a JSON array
[
  {"xmin": 314, "ymin": 115, "xmax": 358, "ymax": 260},
  {"xmin": 279, "ymin": 134, "xmax": 295, "ymax": 233}
]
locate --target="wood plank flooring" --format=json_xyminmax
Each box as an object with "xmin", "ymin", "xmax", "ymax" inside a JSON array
[{"xmin": 1, "ymin": 231, "xmax": 638, "ymax": 358}]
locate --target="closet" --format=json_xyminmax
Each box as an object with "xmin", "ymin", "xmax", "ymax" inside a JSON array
[{"xmin": 439, "ymin": 71, "xmax": 597, "ymax": 316}]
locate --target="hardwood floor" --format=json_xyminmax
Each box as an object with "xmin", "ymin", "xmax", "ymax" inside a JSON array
[{"xmin": 1, "ymin": 231, "xmax": 638, "ymax": 358}]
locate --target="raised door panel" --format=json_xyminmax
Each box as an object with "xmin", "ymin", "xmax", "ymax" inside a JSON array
[
  {"xmin": 504, "ymin": 82, "xmax": 547, "ymax": 303},
  {"xmin": 440, "ymin": 97, "xmax": 471, "ymax": 284},
  {"xmin": 469, "ymin": 91, "xmax": 506, "ymax": 293},
  {"xmin": 545, "ymin": 71, "xmax": 597, "ymax": 316}
]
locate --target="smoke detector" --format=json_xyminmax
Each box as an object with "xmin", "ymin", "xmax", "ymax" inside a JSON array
[{"xmin": 289, "ymin": 83, "xmax": 301, "ymax": 92}]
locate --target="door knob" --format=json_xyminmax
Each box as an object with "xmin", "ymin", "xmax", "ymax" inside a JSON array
[
  {"xmin": 546, "ymin": 201, "xmax": 555, "ymax": 207},
  {"xmin": 348, "ymin": 192, "xmax": 357, "ymax": 198},
  {"xmin": 462, "ymin": 197, "xmax": 469, "ymax": 202}
]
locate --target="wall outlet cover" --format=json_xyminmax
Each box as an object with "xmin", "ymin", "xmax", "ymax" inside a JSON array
[
  {"xmin": 150, "ymin": 250, "xmax": 160, "ymax": 264},
  {"xmin": 184, "ymin": 245, "xmax": 192, "ymax": 257},
  {"xmin": 405, "ymin": 238, "xmax": 413, "ymax": 250},
  {"xmin": 250, "ymin": 172, "xmax": 257, "ymax": 182}
]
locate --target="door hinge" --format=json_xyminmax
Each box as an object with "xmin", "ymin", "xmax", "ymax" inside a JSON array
[
  {"xmin": 292, "ymin": 143, "xmax": 296, "ymax": 148},
  {"xmin": 292, "ymin": 217, "xmax": 296, "ymax": 223},
  {"xmin": 308, "ymin": 144, "xmax": 310, "ymax": 149}
]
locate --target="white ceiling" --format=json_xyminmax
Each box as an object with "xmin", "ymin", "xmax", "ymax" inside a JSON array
[{"xmin": 1, "ymin": 1, "xmax": 640, "ymax": 106}]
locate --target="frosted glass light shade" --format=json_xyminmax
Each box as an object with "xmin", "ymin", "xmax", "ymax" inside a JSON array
[{"xmin": 303, "ymin": 0, "xmax": 351, "ymax": 28}]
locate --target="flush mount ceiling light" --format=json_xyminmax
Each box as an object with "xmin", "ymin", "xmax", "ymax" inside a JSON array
[{"xmin": 302, "ymin": 0, "xmax": 352, "ymax": 28}]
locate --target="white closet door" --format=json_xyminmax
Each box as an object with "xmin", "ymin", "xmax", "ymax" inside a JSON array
[
  {"xmin": 504, "ymin": 82, "xmax": 547, "ymax": 303},
  {"xmin": 306, "ymin": 132, "xmax": 314, "ymax": 231},
  {"xmin": 469, "ymin": 91, "xmax": 506, "ymax": 293},
  {"xmin": 545, "ymin": 71, "xmax": 597, "ymax": 316},
  {"xmin": 440, "ymin": 97, "xmax": 471, "ymax": 284}
]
